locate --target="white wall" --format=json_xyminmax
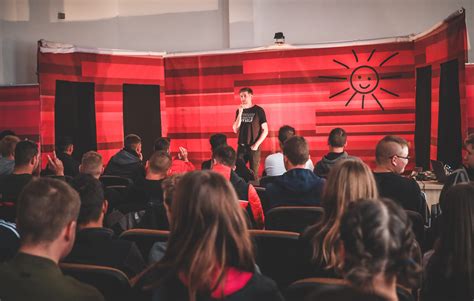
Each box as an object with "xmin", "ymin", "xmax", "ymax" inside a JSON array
[{"xmin": 1, "ymin": 0, "xmax": 473, "ymax": 84}]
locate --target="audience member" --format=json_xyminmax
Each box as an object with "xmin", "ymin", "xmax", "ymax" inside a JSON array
[
  {"xmin": 104, "ymin": 134, "xmax": 145, "ymax": 183},
  {"xmin": 301, "ymin": 158, "xmax": 378, "ymax": 278},
  {"xmin": 202, "ymin": 134, "xmax": 255, "ymax": 182},
  {"xmin": 264, "ymin": 125, "xmax": 313, "ymax": 177},
  {"xmin": 373, "ymin": 135, "xmax": 427, "ymax": 219},
  {"xmin": 147, "ymin": 171, "xmax": 283, "ymax": 301},
  {"xmin": 440, "ymin": 133, "xmax": 474, "ymax": 198},
  {"xmin": 154, "ymin": 137, "xmax": 194, "ymax": 175},
  {"xmin": 148, "ymin": 174, "xmax": 183, "ymax": 263},
  {"xmin": 0, "ymin": 130, "xmax": 16, "ymax": 142},
  {"xmin": 340, "ymin": 198, "xmax": 421, "ymax": 301},
  {"xmin": 201, "ymin": 133, "xmax": 228, "ymax": 170},
  {"xmin": 129, "ymin": 151, "xmax": 172, "ymax": 226},
  {"xmin": 0, "ymin": 178, "xmax": 104, "ymax": 300},
  {"xmin": 0, "ymin": 135, "xmax": 20, "ymax": 176},
  {"xmin": 266, "ymin": 136, "xmax": 325, "ymax": 209},
  {"xmin": 56, "ymin": 137, "xmax": 80, "ymax": 177},
  {"xmin": 314, "ymin": 127, "xmax": 351, "ymax": 178},
  {"xmin": 211, "ymin": 145, "xmax": 264, "ymax": 229},
  {"xmin": 133, "ymin": 151, "xmax": 172, "ymax": 204},
  {"xmin": 64, "ymin": 174, "xmax": 146, "ymax": 278},
  {"xmin": 421, "ymin": 183, "xmax": 474, "ymax": 301},
  {"xmin": 0, "ymin": 141, "xmax": 63, "ymax": 221},
  {"xmin": 79, "ymin": 151, "xmax": 104, "ymax": 179}
]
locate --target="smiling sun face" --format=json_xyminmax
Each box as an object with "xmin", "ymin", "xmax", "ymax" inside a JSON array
[
  {"xmin": 350, "ymin": 66, "xmax": 379, "ymax": 94},
  {"xmin": 320, "ymin": 49, "xmax": 400, "ymax": 111}
]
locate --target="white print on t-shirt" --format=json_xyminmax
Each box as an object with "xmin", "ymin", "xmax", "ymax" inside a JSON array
[{"xmin": 242, "ymin": 112, "xmax": 255, "ymax": 123}]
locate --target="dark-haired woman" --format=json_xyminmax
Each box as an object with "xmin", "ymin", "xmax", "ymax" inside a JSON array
[
  {"xmin": 149, "ymin": 170, "xmax": 283, "ymax": 301},
  {"xmin": 340, "ymin": 198, "xmax": 421, "ymax": 301},
  {"xmin": 421, "ymin": 183, "xmax": 474, "ymax": 301}
]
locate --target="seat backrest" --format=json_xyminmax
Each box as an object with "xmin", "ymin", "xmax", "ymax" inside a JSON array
[
  {"xmin": 265, "ymin": 206, "xmax": 325, "ymax": 233},
  {"xmin": 254, "ymin": 186, "xmax": 270, "ymax": 212},
  {"xmin": 284, "ymin": 277, "xmax": 348, "ymax": 301},
  {"xmin": 249, "ymin": 230, "xmax": 305, "ymax": 288},
  {"xmin": 405, "ymin": 210, "xmax": 425, "ymax": 249},
  {"xmin": 60, "ymin": 262, "xmax": 133, "ymax": 301},
  {"xmin": 119, "ymin": 229, "xmax": 170, "ymax": 259},
  {"xmin": 100, "ymin": 175, "xmax": 133, "ymax": 187}
]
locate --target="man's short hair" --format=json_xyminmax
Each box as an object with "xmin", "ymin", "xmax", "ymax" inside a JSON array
[
  {"xmin": 328, "ymin": 128, "xmax": 347, "ymax": 147},
  {"xmin": 148, "ymin": 151, "xmax": 172, "ymax": 174},
  {"xmin": 80, "ymin": 151, "xmax": 103, "ymax": 177},
  {"xmin": 209, "ymin": 134, "xmax": 227, "ymax": 151},
  {"xmin": 0, "ymin": 130, "xmax": 16, "ymax": 141},
  {"xmin": 278, "ymin": 125, "xmax": 296, "ymax": 144},
  {"xmin": 154, "ymin": 137, "xmax": 171, "ymax": 152},
  {"xmin": 162, "ymin": 174, "xmax": 183, "ymax": 209},
  {"xmin": 14, "ymin": 140, "xmax": 38, "ymax": 166},
  {"xmin": 56, "ymin": 136, "xmax": 74, "ymax": 153},
  {"xmin": 16, "ymin": 178, "xmax": 80, "ymax": 244},
  {"xmin": 213, "ymin": 145, "xmax": 237, "ymax": 167},
  {"xmin": 0, "ymin": 135, "xmax": 20, "ymax": 157},
  {"xmin": 375, "ymin": 135, "xmax": 409, "ymax": 165},
  {"xmin": 239, "ymin": 87, "xmax": 253, "ymax": 95},
  {"xmin": 70, "ymin": 174, "xmax": 104, "ymax": 225},
  {"xmin": 465, "ymin": 133, "xmax": 474, "ymax": 147},
  {"xmin": 283, "ymin": 136, "xmax": 309, "ymax": 166},
  {"xmin": 124, "ymin": 134, "xmax": 141, "ymax": 150}
]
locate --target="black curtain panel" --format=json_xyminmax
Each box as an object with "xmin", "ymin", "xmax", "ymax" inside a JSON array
[
  {"xmin": 55, "ymin": 80, "xmax": 97, "ymax": 161},
  {"xmin": 437, "ymin": 59, "xmax": 462, "ymax": 169},
  {"xmin": 414, "ymin": 66, "xmax": 432, "ymax": 170},
  {"xmin": 123, "ymin": 84, "xmax": 161, "ymax": 160}
]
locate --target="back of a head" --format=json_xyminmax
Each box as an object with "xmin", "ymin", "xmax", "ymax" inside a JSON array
[
  {"xmin": 340, "ymin": 198, "xmax": 420, "ymax": 290},
  {"xmin": 309, "ymin": 158, "xmax": 378, "ymax": 270},
  {"xmin": 323, "ymin": 158, "xmax": 378, "ymax": 217},
  {"xmin": 209, "ymin": 134, "xmax": 227, "ymax": 152},
  {"xmin": 124, "ymin": 134, "xmax": 141, "ymax": 150},
  {"xmin": 14, "ymin": 140, "xmax": 38, "ymax": 167},
  {"xmin": 465, "ymin": 133, "xmax": 474, "ymax": 147},
  {"xmin": 375, "ymin": 135, "xmax": 408, "ymax": 165},
  {"xmin": 437, "ymin": 183, "xmax": 474, "ymax": 285},
  {"xmin": 213, "ymin": 145, "xmax": 236, "ymax": 168},
  {"xmin": 80, "ymin": 151, "xmax": 103, "ymax": 178},
  {"xmin": 148, "ymin": 151, "xmax": 172, "ymax": 175},
  {"xmin": 161, "ymin": 171, "xmax": 254, "ymax": 297},
  {"xmin": 0, "ymin": 130, "xmax": 16, "ymax": 140},
  {"xmin": 0, "ymin": 135, "xmax": 20, "ymax": 157},
  {"xmin": 283, "ymin": 135, "xmax": 309, "ymax": 166},
  {"xmin": 154, "ymin": 137, "xmax": 170, "ymax": 152},
  {"xmin": 278, "ymin": 125, "xmax": 296, "ymax": 144},
  {"xmin": 16, "ymin": 178, "xmax": 80, "ymax": 245},
  {"xmin": 328, "ymin": 128, "xmax": 347, "ymax": 148},
  {"xmin": 70, "ymin": 174, "xmax": 105, "ymax": 226},
  {"xmin": 56, "ymin": 136, "xmax": 73, "ymax": 153}
]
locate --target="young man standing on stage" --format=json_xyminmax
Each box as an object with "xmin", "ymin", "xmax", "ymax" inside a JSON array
[{"xmin": 232, "ymin": 87, "xmax": 268, "ymax": 179}]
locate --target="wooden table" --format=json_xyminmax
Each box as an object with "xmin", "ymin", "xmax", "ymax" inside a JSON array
[{"xmin": 417, "ymin": 180, "xmax": 443, "ymax": 211}]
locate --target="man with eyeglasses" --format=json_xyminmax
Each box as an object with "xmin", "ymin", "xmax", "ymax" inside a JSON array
[{"xmin": 373, "ymin": 135, "xmax": 427, "ymax": 218}]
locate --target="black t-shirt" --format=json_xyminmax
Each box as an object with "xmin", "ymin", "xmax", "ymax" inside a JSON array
[{"xmin": 236, "ymin": 105, "xmax": 267, "ymax": 146}]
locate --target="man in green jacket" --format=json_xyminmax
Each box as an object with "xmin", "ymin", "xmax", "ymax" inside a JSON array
[{"xmin": 0, "ymin": 177, "xmax": 104, "ymax": 301}]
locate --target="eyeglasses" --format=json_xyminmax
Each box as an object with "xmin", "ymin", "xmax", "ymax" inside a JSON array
[{"xmin": 391, "ymin": 154, "xmax": 410, "ymax": 160}]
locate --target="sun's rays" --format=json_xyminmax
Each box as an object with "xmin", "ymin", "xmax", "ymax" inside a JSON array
[{"xmin": 319, "ymin": 48, "xmax": 401, "ymax": 110}]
